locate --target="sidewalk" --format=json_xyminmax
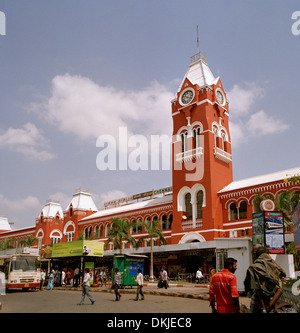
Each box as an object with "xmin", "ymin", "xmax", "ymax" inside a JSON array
[{"xmin": 57, "ymin": 282, "xmax": 251, "ymax": 313}]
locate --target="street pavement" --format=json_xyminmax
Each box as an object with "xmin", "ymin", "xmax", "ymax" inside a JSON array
[{"xmin": 0, "ymin": 283, "xmax": 251, "ymax": 313}]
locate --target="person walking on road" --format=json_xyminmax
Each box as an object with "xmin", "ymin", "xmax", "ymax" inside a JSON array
[
  {"xmin": 47, "ymin": 270, "xmax": 55, "ymax": 290},
  {"xmin": 244, "ymin": 246, "xmax": 286, "ymax": 313},
  {"xmin": 159, "ymin": 267, "xmax": 168, "ymax": 289},
  {"xmin": 196, "ymin": 268, "xmax": 203, "ymax": 284},
  {"xmin": 77, "ymin": 268, "xmax": 95, "ymax": 305},
  {"xmin": 40, "ymin": 269, "xmax": 46, "ymax": 290},
  {"xmin": 209, "ymin": 258, "xmax": 240, "ymax": 313},
  {"xmin": 135, "ymin": 268, "xmax": 144, "ymax": 301},
  {"xmin": 73, "ymin": 267, "xmax": 80, "ymax": 287},
  {"xmin": 113, "ymin": 268, "xmax": 122, "ymax": 301}
]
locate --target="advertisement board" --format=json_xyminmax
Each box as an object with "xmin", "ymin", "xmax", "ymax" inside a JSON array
[
  {"xmin": 252, "ymin": 211, "xmax": 285, "ymax": 254},
  {"xmin": 292, "ymin": 202, "xmax": 300, "ymax": 250},
  {"xmin": 264, "ymin": 212, "xmax": 285, "ymax": 254},
  {"xmin": 52, "ymin": 240, "xmax": 104, "ymax": 258},
  {"xmin": 252, "ymin": 212, "xmax": 265, "ymax": 251}
]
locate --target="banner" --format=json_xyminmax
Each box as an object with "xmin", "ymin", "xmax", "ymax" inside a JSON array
[{"xmin": 52, "ymin": 240, "xmax": 104, "ymax": 257}]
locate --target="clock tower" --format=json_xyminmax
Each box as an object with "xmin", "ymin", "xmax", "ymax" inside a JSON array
[{"xmin": 171, "ymin": 51, "xmax": 233, "ymax": 243}]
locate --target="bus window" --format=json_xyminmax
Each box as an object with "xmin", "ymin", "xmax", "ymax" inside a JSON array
[{"xmin": 11, "ymin": 256, "xmax": 39, "ymax": 272}]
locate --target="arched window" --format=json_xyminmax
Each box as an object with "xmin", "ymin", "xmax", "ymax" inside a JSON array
[
  {"xmin": 196, "ymin": 190, "xmax": 203, "ymax": 218},
  {"xmin": 229, "ymin": 203, "xmax": 238, "ymax": 221},
  {"xmin": 99, "ymin": 225, "xmax": 103, "ymax": 237},
  {"xmin": 181, "ymin": 132, "xmax": 188, "ymax": 153},
  {"xmin": 168, "ymin": 214, "xmax": 173, "ymax": 229},
  {"xmin": 137, "ymin": 218, "xmax": 142, "ymax": 233},
  {"xmin": 239, "ymin": 201, "xmax": 248, "ymax": 219},
  {"xmin": 213, "ymin": 126, "xmax": 218, "ymax": 147},
  {"xmin": 193, "ymin": 127, "xmax": 201, "ymax": 149},
  {"xmin": 161, "ymin": 214, "xmax": 167, "ymax": 230},
  {"xmin": 85, "ymin": 226, "xmax": 92, "ymax": 239},
  {"xmin": 185, "ymin": 193, "xmax": 192, "ymax": 219},
  {"xmin": 105, "ymin": 224, "xmax": 111, "ymax": 236},
  {"xmin": 220, "ymin": 131, "xmax": 226, "ymax": 150}
]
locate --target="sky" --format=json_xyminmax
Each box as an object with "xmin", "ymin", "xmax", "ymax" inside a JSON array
[{"xmin": 0, "ymin": 1, "xmax": 300, "ymax": 230}]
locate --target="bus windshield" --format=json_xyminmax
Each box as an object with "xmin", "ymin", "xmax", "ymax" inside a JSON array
[{"xmin": 11, "ymin": 256, "xmax": 40, "ymax": 272}]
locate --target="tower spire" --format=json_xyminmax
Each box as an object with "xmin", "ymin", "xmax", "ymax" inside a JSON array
[{"xmin": 197, "ymin": 25, "xmax": 199, "ymax": 53}]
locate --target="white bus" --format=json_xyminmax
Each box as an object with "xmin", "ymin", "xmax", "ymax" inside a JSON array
[{"xmin": 0, "ymin": 254, "xmax": 41, "ymax": 291}]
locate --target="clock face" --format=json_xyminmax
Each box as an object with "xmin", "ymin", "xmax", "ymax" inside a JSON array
[
  {"xmin": 216, "ymin": 90, "xmax": 224, "ymax": 105},
  {"xmin": 181, "ymin": 90, "xmax": 194, "ymax": 105}
]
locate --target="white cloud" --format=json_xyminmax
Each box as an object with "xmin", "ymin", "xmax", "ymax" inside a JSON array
[
  {"xmin": 227, "ymin": 82, "xmax": 265, "ymax": 117},
  {"xmin": 35, "ymin": 74, "xmax": 174, "ymax": 143},
  {"xmin": 48, "ymin": 192, "xmax": 71, "ymax": 210},
  {"xmin": 0, "ymin": 122, "xmax": 55, "ymax": 161},
  {"xmin": 94, "ymin": 190, "xmax": 128, "ymax": 209},
  {"xmin": 227, "ymin": 82, "xmax": 289, "ymax": 148},
  {"xmin": 247, "ymin": 110, "xmax": 289, "ymax": 136},
  {"xmin": 0, "ymin": 193, "xmax": 41, "ymax": 211}
]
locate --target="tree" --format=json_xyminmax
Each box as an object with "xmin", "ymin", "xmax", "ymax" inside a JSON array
[
  {"xmin": 136, "ymin": 219, "xmax": 166, "ymax": 281},
  {"xmin": 274, "ymin": 190, "xmax": 300, "ymax": 229},
  {"xmin": 104, "ymin": 217, "xmax": 136, "ymax": 254},
  {"xmin": 253, "ymin": 191, "xmax": 300, "ymax": 229},
  {"xmin": 25, "ymin": 235, "xmax": 37, "ymax": 247},
  {"xmin": 77, "ymin": 230, "xmax": 95, "ymax": 240}
]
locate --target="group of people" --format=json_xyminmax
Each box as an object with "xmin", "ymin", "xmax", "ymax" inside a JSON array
[{"xmin": 208, "ymin": 246, "xmax": 286, "ymax": 313}]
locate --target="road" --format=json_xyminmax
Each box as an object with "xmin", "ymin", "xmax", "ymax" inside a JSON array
[{"xmin": 0, "ymin": 289, "xmax": 211, "ymax": 313}]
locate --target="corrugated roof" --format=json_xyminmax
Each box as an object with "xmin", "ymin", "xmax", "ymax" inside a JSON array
[
  {"xmin": 218, "ymin": 167, "xmax": 300, "ymax": 193},
  {"xmin": 80, "ymin": 194, "xmax": 172, "ymax": 221}
]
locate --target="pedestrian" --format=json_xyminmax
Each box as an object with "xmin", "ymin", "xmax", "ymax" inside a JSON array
[
  {"xmin": 244, "ymin": 246, "xmax": 286, "ymax": 313},
  {"xmin": 209, "ymin": 265, "xmax": 216, "ymax": 285},
  {"xmin": 196, "ymin": 268, "xmax": 203, "ymax": 284},
  {"xmin": 66, "ymin": 269, "xmax": 71, "ymax": 285},
  {"xmin": 40, "ymin": 269, "xmax": 46, "ymax": 290},
  {"xmin": 113, "ymin": 268, "xmax": 122, "ymax": 301},
  {"xmin": 134, "ymin": 268, "xmax": 144, "ymax": 301},
  {"xmin": 47, "ymin": 270, "xmax": 55, "ymax": 290},
  {"xmin": 209, "ymin": 258, "xmax": 240, "ymax": 313},
  {"xmin": 100, "ymin": 268, "xmax": 107, "ymax": 287},
  {"xmin": 77, "ymin": 268, "xmax": 95, "ymax": 305},
  {"xmin": 73, "ymin": 267, "xmax": 80, "ymax": 287},
  {"xmin": 61, "ymin": 269, "xmax": 66, "ymax": 286},
  {"xmin": 159, "ymin": 266, "xmax": 168, "ymax": 289}
]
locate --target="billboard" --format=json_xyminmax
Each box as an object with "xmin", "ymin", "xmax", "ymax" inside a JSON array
[
  {"xmin": 52, "ymin": 240, "xmax": 104, "ymax": 258},
  {"xmin": 252, "ymin": 211, "xmax": 285, "ymax": 254},
  {"xmin": 292, "ymin": 202, "xmax": 300, "ymax": 250}
]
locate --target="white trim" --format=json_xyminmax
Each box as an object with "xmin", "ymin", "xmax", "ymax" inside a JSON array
[
  {"xmin": 50, "ymin": 229, "xmax": 63, "ymax": 238},
  {"xmin": 178, "ymin": 232, "xmax": 206, "ymax": 244},
  {"xmin": 63, "ymin": 220, "xmax": 75, "ymax": 235}
]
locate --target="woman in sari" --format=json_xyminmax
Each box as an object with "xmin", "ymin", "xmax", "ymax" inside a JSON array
[{"xmin": 47, "ymin": 270, "xmax": 55, "ymax": 290}]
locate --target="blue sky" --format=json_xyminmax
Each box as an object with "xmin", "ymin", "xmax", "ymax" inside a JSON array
[{"xmin": 0, "ymin": 1, "xmax": 300, "ymax": 229}]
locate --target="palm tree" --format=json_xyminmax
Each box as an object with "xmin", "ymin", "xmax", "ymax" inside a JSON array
[
  {"xmin": 25, "ymin": 235, "xmax": 37, "ymax": 247},
  {"xmin": 77, "ymin": 230, "xmax": 95, "ymax": 240},
  {"xmin": 274, "ymin": 190, "xmax": 299, "ymax": 230},
  {"xmin": 136, "ymin": 219, "xmax": 166, "ymax": 281},
  {"xmin": 104, "ymin": 217, "xmax": 136, "ymax": 254},
  {"xmin": 253, "ymin": 191, "xmax": 299, "ymax": 229}
]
